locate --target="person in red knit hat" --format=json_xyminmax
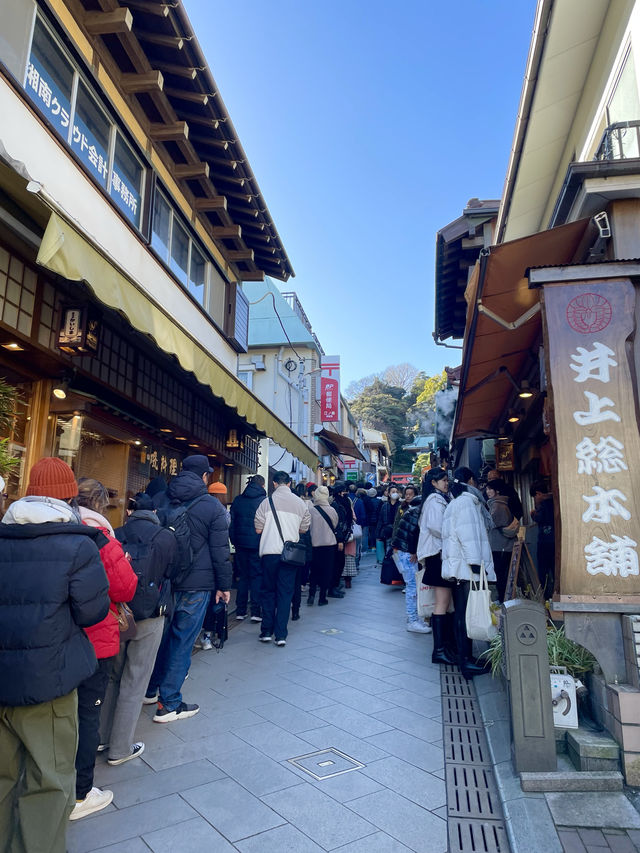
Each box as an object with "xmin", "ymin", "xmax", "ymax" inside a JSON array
[{"xmin": 0, "ymin": 457, "xmax": 110, "ymax": 853}]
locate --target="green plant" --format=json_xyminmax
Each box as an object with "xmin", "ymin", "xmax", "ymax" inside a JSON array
[
  {"xmin": 0, "ymin": 377, "xmax": 19, "ymax": 433},
  {"xmin": 0, "ymin": 438, "xmax": 20, "ymax": 479},
  {"xmin": 480, "ymin": 623, "xmax": 597, "ymax": 679}
]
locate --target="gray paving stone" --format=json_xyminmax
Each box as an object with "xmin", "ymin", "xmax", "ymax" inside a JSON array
[
  {"xmin": 432, "ymin": 806, "xmax": 448, "ymax": 821},
  {"xmin": 234, "ymin": 823, "xmax": 326, "ymax": 852},
  {"xmin": 251, "ymin": 699, "xmax": 325, "ymax": 733},
  {"xmin": 323, "ymin": 686, "xmax": 398, "ymax": 715},
  {"xmin": 371, "ymin": 707, "xmax": 443, "ymax": 743},
  {"xmin": 331, "ymin": 831, "xmax": 414, "ymax": 852},
  {"xmin": 346, "ymin": 789, "xmax": 447, "ymax": 853},
  {"xmin": 93, "ymin": 754, "xmax": 156, "ymax": 788},
  {"xmin": 344, "ymin": 646, "xmax": 404, "ymax": 666},
  {"xmin": 282, "ymin": 668, "xmax": 344, "ymax": 692},
  {"xmin": 365, "ymin": 729, "xmax": 444, "ymax": 773},
  {"xmin": 110, "ymin": 759, "xmax": 225, "ymax": 808},
  {"xmin": 313, "ymin": 703, "xmax": 395, "ymax": 738},
  {"xmin": 378, "ymin": 689, "xmax": 442, "ymax": 719},
  {"xmin": 262, "ymin": 782, "xmax": 376, "ymax": 850},
  {"xmin": 559, "ymin": 829, "xmax": 588, "ymax": 853},
  {"xmin": 67, "ymin": 794, "xmax": 197, "ymax": 853},
  {"xmin": 360, "ymin": 756, "xmax": 446, "ymax": 809},
  {"xmin": 140, "ymin": 730, "xmax": 247, "ymax": 772},
  {"xmin": 336, "ymin": 657, "xmax": 400, "ymax": 680},
  {"xmin": 577, "ymin": 829, "xmax": 608, "ymax": 847},
  {"xmin": 505, "ymin": 796, "xmax": 564, "ymax": 853},
  {"xmin": 182, "ymin": 777, "xmax": 286, "ymax": 841},
  {"xmin": 260, "ymin": 682, "xmax": 336, "ymax": 711},
  {"xmin": 546, "ymin": 793, "xmax": 640, "ymax": 829},
  {"xmin": 212, "ymin": 742, "xmax": 302, "ymax": 796},
  {"xmin": 286, "ymin": 762, "xmax": 385, "ymax": 802},
  {"xmin": 142, "ymin": 816, "xmax": 236, "ymax": 852},
  {"xmin": 233, "ymin": 720, "xmax": 315, "ymax": 761},
  {"xmin": 382, "ymin": 673, "xmax": 443, "ymax": 696},
  {"xmin": 208, "ymin": 689, "xmax": 276, "ymax": 711},
  {"xmin": 169, "ymin": 706, "xmax": 265, "ymax": 741},
  {"xmin": 84, "ymin": 838, "xmax": 151, "ymax": 853},
  {"xmin": 329, "ymin": 670, "xmax": 397, "ymax": 695},
  {"xmin": 301, "ymin": 725, "xmax": 391, "ymax": 764}
]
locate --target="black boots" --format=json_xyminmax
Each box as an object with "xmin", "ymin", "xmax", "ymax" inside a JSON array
[
  {"xmin": 431, "ymin": 614, "xmax": 457, "ymax": 665},
  {"xmin": 307, "ymin": 586, "xmax": 316, "ymax": 606},
  {"xmin": 452, "ymin": 581, "xmax": 489, "ymax": 680}
]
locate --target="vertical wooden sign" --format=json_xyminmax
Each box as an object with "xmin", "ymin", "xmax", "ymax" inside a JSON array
[{"xmin": 542, "ymin": 279, "xmax": 640, "ymax": 603}]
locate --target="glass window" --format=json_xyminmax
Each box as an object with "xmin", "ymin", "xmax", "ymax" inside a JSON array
[
  {"xmin": 208, "ymin": 264, "xmax": 227, "ymax": 323},
  {"xmin": 188, "ymin": 243, "xmax": 206, "ymax": 304},
  {"xmin": 170, "ymin": 219, "xmax": 189, "ymax": 286},
  {"xmin": 151, "ymin": 193, "xmax": 171, "ymax": 262},
  {"xmin": 237, "ymin": 370, "xmax": 253, "ymax": 390},
  {"xmin": 607, "ymin": 50, "xmax": 640, "ymax": 158},
  {"xmin": 111, "ymin": 132, "xmax": 143, "ymax": 228},
  {"xmin": 72, "ymin": 80, "xmax": 110, "ymax": 188},
  {"xmin": 25, "ymin": 17, "xmax": 74, "ymax": 139}
]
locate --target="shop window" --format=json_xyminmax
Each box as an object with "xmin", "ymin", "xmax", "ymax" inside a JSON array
[
  {"xmin": 72, "ymin": 81, "xmax": 111, "ymax": 189},
  {"xmin": 111, "ymin": 132, "xmax": 144, "ymax": 229},
  {"xmin": 151, "ymin": 192, "xmax": 171, "ymax": 262},
  {"xmin": 170, "ymin": 219, "xmax": 189, "ymax": 287},
  {"xmin": 0, "ymin": 249, "xmax": 37, "ymax": 337},
  {"xmin": 25, "ymin": 17, "xmax": 74, "ymax": 140},
  {"xmin": 1, "ymin": 0, "xmax": 35, "ymax": 82},
  {"xmin": 189, "ymin": 243, "xmax": 206, "ymax": 304}
]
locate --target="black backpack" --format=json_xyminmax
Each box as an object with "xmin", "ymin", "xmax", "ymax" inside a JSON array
[
  {"xmin": 165, "ymin": 494, "xmax": 208, "ymax": 586},
  {"xmin": 334, "ymin": 502, "xmax": 352, "ymax": 544},
  {"xmin": 116, "ymin": 526, "xmax": 165, "ymax": 621}
]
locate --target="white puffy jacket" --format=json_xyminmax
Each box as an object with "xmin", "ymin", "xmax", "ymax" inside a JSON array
[
  {"xmin": 441, "ymin": 492, "xmax": 495, "ymax": 582},
  {"xmin": 416, "ymin": 492, "xmax": 448, "ymax": 560}
]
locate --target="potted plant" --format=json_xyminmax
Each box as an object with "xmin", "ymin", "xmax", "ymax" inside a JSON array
[
  {"xmin": 0, "ymin": 378, "xmax": 20, "ymax": 482},
  {"xmin": 481, "ymin": 622, "xmax": 596, "ymax": 679}
]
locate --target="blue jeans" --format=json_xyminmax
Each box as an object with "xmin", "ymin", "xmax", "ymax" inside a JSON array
[
  {"xmin": 395, "ymin": 551, "xmax": 418, "ymax": 622},
  {"xmin": 157, "ymin": 590, "xmax": 210, "ymax": 710}
]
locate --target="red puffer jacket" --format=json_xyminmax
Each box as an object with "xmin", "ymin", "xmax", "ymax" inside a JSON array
[{"xmin": 81, "ymin": 510, "xmax": 138, "ymax": 659}]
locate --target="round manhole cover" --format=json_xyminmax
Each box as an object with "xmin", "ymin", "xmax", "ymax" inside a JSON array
[{"xmin": 517, "ymin": 623, "xmax": 538, "ymax": 645}]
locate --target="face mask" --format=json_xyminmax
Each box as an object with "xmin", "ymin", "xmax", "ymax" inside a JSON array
[{"xmin": 390, "ymin": 492, "xmax": 398, "ymax": 500}]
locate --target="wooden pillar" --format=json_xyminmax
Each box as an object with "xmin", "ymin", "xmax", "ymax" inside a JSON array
[
  {"xmin": 22, "ymin": 379, "xmax": 52, "ymax": 492},
  {"xmin": 610, "ymin": 199, "xmax": 640, "ymax": 259}
]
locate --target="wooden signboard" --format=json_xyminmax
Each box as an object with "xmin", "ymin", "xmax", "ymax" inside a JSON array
[
  {"xmin": 504, "ymin": 540, "xmax": 540, "ymax": 601},
  {"xmin": 541, "ymin": 279, "xmax": 640, "ymax": 605}
]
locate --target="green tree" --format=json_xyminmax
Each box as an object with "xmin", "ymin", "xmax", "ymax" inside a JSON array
[
  {"xmin": 349, "ymin": 378, "xmax": 411, "ymax": 469},
  {"xmin": 412, "ymin": 452, "xmax": 431, "ymax": 480}
]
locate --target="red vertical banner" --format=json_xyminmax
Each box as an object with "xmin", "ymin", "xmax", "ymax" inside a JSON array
[{"xmin": 320, "ymin": 356, "xmax": 340, "ymax": 422}]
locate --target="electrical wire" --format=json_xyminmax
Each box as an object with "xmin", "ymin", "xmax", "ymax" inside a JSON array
[{"xmin": 248, "ymin": 291, "xmax": 303, "ymax": 360}]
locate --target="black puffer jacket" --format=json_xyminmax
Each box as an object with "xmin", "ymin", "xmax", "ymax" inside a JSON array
[
  {"xmin": 364, "ymin": 494, "xmax": 381, "ymax": 527},
  {"xmin": 376, "ymin": 499, "xmax": 399, "ymax": 540},
  {"xmin": 0, "ymin": 522, "xmax": 110, "ymax": 706},
  {"xmin": 391, "ymin": 502, "xmax": 421, "ymax": 554},
  {"xmin": 167, "ymin": 470, "xmax": 232, "ymax": 592},
  {"xmin": 229, "ymin": 480, "xmax": 266, "ymax": 550}
]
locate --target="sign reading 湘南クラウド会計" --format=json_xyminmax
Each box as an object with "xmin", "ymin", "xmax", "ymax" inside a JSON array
[
  {"xmin": 542, "ymin": 280, "xmax": 640, "ymax": 601},
  {"xmin": 320, "ymin": 356, "xmax": 340, "ymax": 422}
]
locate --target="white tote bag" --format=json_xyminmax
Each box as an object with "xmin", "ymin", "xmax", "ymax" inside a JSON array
[
  {"xmin": 415, "ymin": 568, "xmax": 436, "ymax": 618},
  {"xmin": 465, "ymin": 562, "xmax": 497, "ymax": 641}
]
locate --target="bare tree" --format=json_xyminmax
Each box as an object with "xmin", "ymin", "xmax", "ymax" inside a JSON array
[
  {"xmin": 381, "ymin": 363, "xmax": 420, "ymax": 392},
  {"xmin": 345, "ymin": 373, "xmax": 378, "ymax": 400}
]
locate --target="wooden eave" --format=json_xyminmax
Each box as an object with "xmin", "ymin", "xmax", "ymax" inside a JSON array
[{"xmin": 63, "ymin": 0, "xmax": 293, "ymax": 281}]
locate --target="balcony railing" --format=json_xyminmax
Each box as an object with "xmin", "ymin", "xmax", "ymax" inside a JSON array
[
  {"xmin": 595, "ymin": 120, "xmax": 640, "ymax": 161},
  {"xmin": 281, "ymin": 291, "xmax": 325, "ymax": 354}
]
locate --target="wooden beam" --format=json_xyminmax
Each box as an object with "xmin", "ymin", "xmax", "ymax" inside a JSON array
[
  {"xmin": 227, "ymin": 249, "xmax": 254, "ymax": 262},
  {"xmin": 240, "ymin": 271, "xmax": 265, "ymax": 281},
  {"xmin": 153, "ymin": 61, "xmax": 197, "ymax": 80},
  {"xmin": 122, "ymin": 0, "xmax": 170, "ymax": 17},
  {"xmin": 136, "ymin": 31, "xmax": 184, "ymax": 50},
  {"xmin": 211, "ymin": 225, "xmax": 242, "ymax": 238},
  {"xmin": 149, "ymin": 122, "xmax": 189, "ymax": 141},
  {"xmin": 164, "ymin": 88, "xmax": 209, "ymax": 106},
  {"xmin": 189, "ymin": 134, "xmax": 228, "ymax": 150},
  {"xmin": 84, "ymin": 8, "xmax": 133, "ymax": 35},
  {"xmin": 173, "ymin": 162, "xmax": 210, "ymax": 179},
  {"xmin": 173, "ymin": 110, "xmax": 220, "ymax": 130},
  {"xmin": 194, "ymin": 196, "xmax": 228, "ymax": 212},
  {"xmin": 120, "ymin": 71, "xmax": 163, "ymax": 94},
  {"xmin": 205, "ymin": 155, "xmax": 237, "ymax": 170}
]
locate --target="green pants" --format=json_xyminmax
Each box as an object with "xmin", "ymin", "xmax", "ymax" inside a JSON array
[{"xmin": 0, "ymin": 691, "xmax": 78, "ymax": 853}]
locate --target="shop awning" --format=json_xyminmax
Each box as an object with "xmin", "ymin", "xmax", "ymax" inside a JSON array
[
  {"xmin": 36, "ymin": 212, "xmax": 319, "ymax": 470},
  {"xmin": 453, "ymin": 218, "xmax": 591, "ymax": 439},
  {"xmin": 315, "ymin": 428, "xmax": 366, "ymax": 462}
]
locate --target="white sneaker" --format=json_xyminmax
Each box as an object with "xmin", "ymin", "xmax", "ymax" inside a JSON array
[
  {"xmin": 275, "ymin": 638, "xmax": 286, "ymax": 647},
  {"xmin": 235, "ymin": 614, "xmax": 246, "ymax": 621},
  {"xmin": 407, "ymin": 620, "xmax": 432, "ymax": 634},
  {"xmin": 200, "ymin": 632, "xmax": 213, "ymax": 650},
  {"xmin": 250, "ymin": 615, "xmax": 262, "ymax": 623},
  {"xmin": 69, "ymin": 787, "xmax": 113, "ymax": 820},
  {"xmin": 107, "ymin": 742, "xmax": 145, "ymax": 765},
  {"xmin": 259, "ymin": 634, "xmax": 272, "ymax": 642},
  {"xmin": 142, "ymin": 691, "xmax": 158, "ymax": 705}
]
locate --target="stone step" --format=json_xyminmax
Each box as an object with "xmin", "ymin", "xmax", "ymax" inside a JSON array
[
  {"xmin": 520, "ymin": 770, "xmax": 624, "ymax": 792},
  {"xmin": 567, "ymin": 728, "xmax": 620, "ymax": 772}
]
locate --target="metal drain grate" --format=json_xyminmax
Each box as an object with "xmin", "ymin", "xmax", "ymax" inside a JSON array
[
  {"xmin": 449, "ymin": 817, "xmax": 509, "ymax": 853},
  {"xmin": 442, "ymin": 696, "xmax": 483, "ymax": 728},
  {"xmin": 441, "ymin": 671, "xmax": 474, "ymax": 697},
  {"xmin": 446, "ymin": 764, "xmax": 501, "ymax": 819},
  {"xmin": 441, "ymin": 665, "xmax": 510, "ymax": 853},
  {"xmin": 444, "ymin": 724, "xmax": 491, "ymax": 765}
]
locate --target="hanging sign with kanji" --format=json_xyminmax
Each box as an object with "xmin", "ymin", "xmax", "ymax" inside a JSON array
[
  {"xmin": 542, "ymin": 279, "xmax": 640, "ymax": 601},
  {"xmin": 320, "ymin": 356, "xmax": 340, "ymax": 422}
]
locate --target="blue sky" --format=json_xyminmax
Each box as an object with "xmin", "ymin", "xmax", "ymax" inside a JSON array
[{"xmin": 183, "ymin": 0, "xmax": 536, "ymax": 386}]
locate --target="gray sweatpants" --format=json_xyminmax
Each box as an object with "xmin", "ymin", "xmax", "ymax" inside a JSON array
[{"xmin": 100, "ymin": 616, "xmax": 164, "ymax": 761}]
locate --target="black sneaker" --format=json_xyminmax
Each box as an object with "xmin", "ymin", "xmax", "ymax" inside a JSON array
[
  {"xmin": 107, "ymin": 742, "xmax": 145, "ymax": 765},
  {"xmin": 153, "ymin": 702, "xmax": 199, "ymax": 723}
]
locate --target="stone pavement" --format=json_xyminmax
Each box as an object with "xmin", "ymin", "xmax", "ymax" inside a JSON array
[{"xmin": 67, "ymin": 551, "xmax": 449, "ymax": 853}]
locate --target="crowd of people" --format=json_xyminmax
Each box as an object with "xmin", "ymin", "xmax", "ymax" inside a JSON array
[{"xmin": 0, "ymin": 451, "xmax": 553, "ymax": 852}]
